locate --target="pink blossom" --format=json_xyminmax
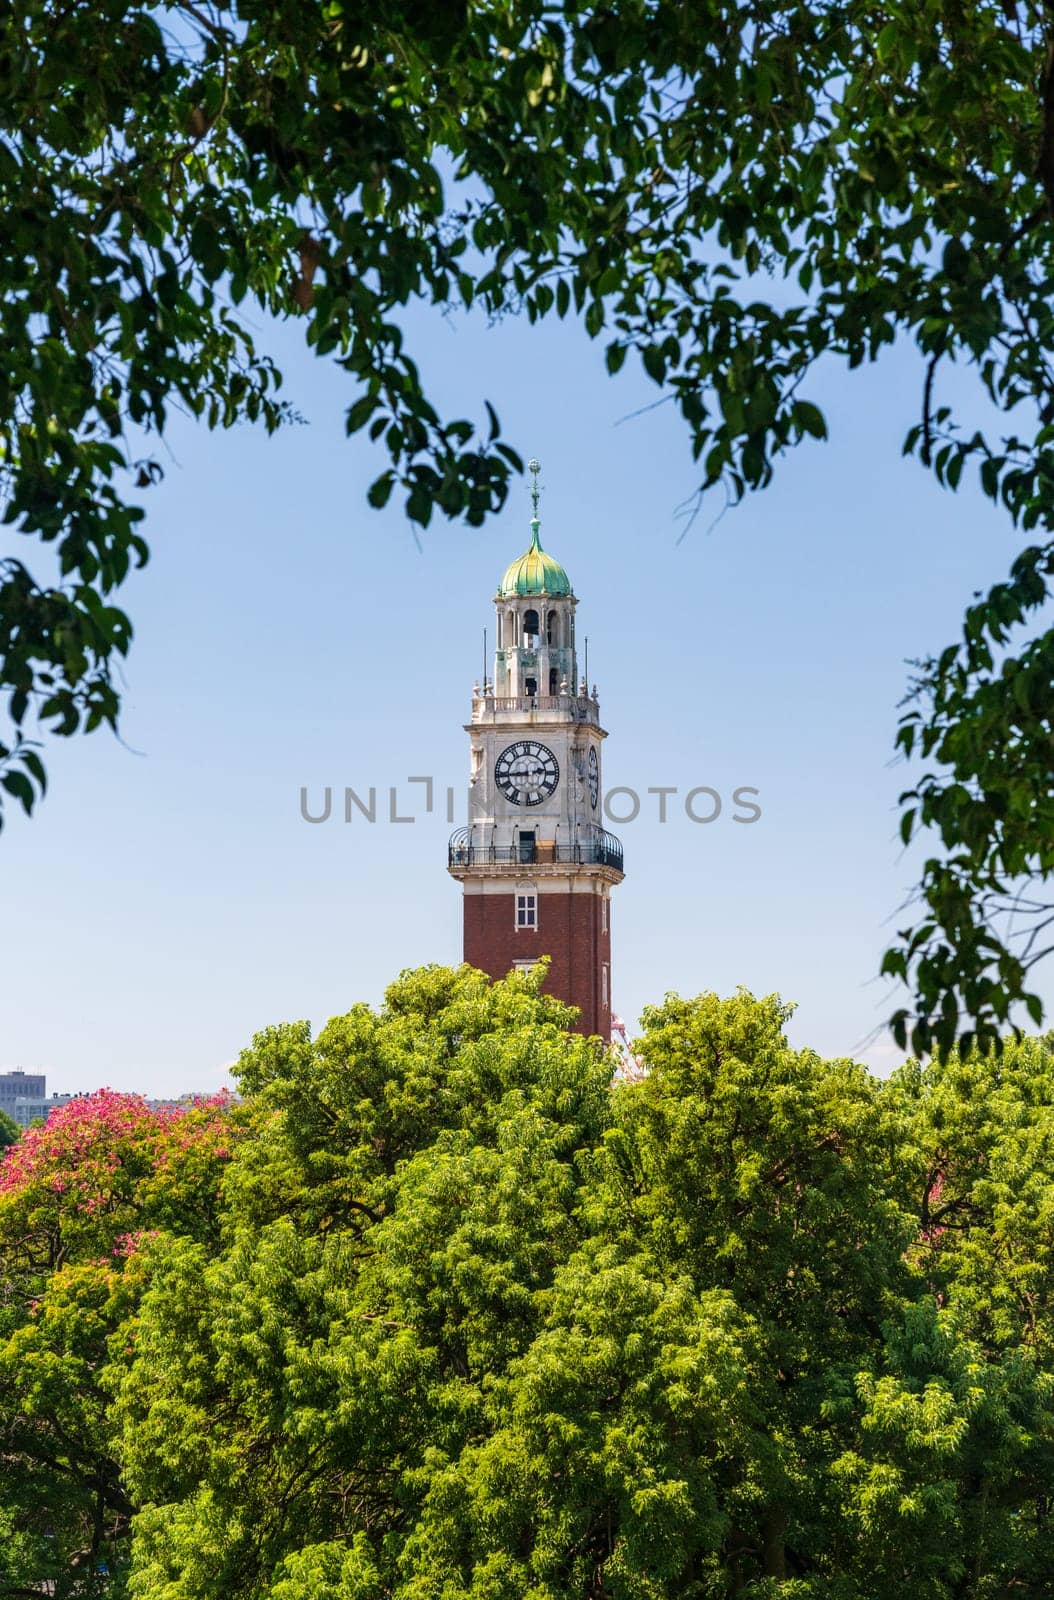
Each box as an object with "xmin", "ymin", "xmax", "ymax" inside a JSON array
[{"xmin": 0, "ymin": 1088, "xmax": 237, "ymax": 1224}]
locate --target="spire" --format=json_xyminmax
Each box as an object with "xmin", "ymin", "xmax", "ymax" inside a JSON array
[
  {"xmin": 528, "ymin": 456, "xmax": 542, "ymax": 543},
  {"xmin": 497, "ymin": 457, "xmax": 570, "ymax": 595}
]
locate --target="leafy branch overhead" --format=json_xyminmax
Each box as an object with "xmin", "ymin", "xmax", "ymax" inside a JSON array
[{"xmin": 5, "ymin": 0, "xmax": 1054, "ymax": 1048}]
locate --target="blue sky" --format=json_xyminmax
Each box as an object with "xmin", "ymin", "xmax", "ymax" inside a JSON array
[{"xmin": 1, "ymin": 299, "xmax": 1035, "ymax": 1096}]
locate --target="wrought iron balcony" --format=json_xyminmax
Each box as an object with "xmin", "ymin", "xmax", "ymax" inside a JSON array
[{"xmin": 448, "ymin": 827, "xmax": 624, "ymax": 875}]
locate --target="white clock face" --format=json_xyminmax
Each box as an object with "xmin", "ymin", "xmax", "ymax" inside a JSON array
[{"xmin": 495, "ymin": 741, "xmax": 559, "ymax": 807}]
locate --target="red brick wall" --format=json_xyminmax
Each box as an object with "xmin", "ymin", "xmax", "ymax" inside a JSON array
[{"xmin": 462, "ymin": 888, "xmax": 611, "ymax": 1037}]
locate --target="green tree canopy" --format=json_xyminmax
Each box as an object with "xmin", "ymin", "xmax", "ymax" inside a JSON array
[
  {"xmin": 6, "ymin": 0, "xmax": 1054, "ymax": 1047},
  {"xmin": 3, "ymin": 966, "xmax": 1054, "ymax": 1595}
]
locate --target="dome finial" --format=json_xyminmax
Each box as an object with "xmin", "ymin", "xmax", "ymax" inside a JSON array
[
  {"xmin": 498, "ymin": 458, "xmax": 569, "ymax": 595},
  {"xmin": 528, "ymin": 457, "xmax": 542, "ymax": 522}
]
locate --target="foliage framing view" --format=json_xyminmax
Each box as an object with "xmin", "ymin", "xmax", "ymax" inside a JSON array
[
  {"xmin": 6, "ymin": 963, "xmax": 1054, "ymax": 1598},
  {"xmin": 4, "ymin": 0, "xmax": 1054, "ymax": 1050}
]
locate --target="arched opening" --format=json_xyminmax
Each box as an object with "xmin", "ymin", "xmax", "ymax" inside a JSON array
[
  {"xmin": 524, "ymin": 676, "xmax": 537, "ymax": 698},
  {"xmin": 523, "ymin": 608, "xmax": 540, "ymax": 644},
  {"xmin": 546, "ymin": 610, "xmax": 560, "ymax": 646},
  {"xmin": 549, "ymin": 667, "xmax": 559, "ymax": 696}
]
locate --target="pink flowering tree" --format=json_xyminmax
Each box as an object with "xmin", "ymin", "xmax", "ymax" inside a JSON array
[
  {"xmin": 0, "ymin": 1089, "xmax": 238, "ymax": 1595},
  {"xmin": 0, "ymin": 1088, "xmax": 234, "ymax": 1276}
]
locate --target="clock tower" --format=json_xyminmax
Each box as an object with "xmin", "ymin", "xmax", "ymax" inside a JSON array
[{"xmin": 448, "ymin": 462, "xmax": 624, "ymax": 1038}]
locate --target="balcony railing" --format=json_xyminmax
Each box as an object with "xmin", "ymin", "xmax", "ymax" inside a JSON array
[
  {"xmin": 448, "ymin": 828, "xmax": 624, "ymax": 874},
  {"xmin": 471, "ymin": 693, "xmax": 599, "ymax": 724}
]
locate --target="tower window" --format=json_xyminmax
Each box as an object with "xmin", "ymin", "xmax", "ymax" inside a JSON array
[
  {"xmin": 518, "ymin": 831, "xmax": 537, "ymax": 864},
  {"xmin": 516, "ymin": 893, "xmax": 537, "ymax": 929},
  {"xmin": 547, "ymin": 611, "xmax": 559, "ymax": 646},
  {"xmin": 549, "ymin": 667, "xmax": 559, "ymax": 695},
  {"xmin": 601, "ymin": 896, "xmax": 608, "ymax": 933},
  {"xmin": 602, "ymin": 964, "xmax": 609, "ymax": 1006},
  {"xmin": 524, "ymin": 608, "xmax": 540, "ymax": 643},
  {"xmin": 524, "ymin": 676, "xmax": 537, "ymax": 698}
]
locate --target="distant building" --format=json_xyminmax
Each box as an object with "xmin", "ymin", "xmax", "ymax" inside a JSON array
[
  {"xmin": 146, "ymin": 1095, "xmax": 209, "ymax": 1113},
  {"xmin": 11, "ymin": 1092, "xmax": 77, "ymax": 1128},
  {"xmin": 0, "ymin": 1072, "xmax": 223, "ymax": 1133},
  {"xmin": 0, "ymin": 1069, "xmax": 45, "ymax": 1113},
  {"xmin": 1, "ymin": 1069, "xmax": 46, "ymax": 1127},
  {"xmin": 0, "ymin": 1069, "xmax": 77, "ymax": 1128},
  {"xmin": 14, "ymin": 1092, "xmax": 78, "ymax": 1129}
]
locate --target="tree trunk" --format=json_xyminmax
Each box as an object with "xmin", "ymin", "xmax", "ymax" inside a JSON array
[{"xmin": 762, "ymin": 1504, "xmax": 787, "ymax": 1580}]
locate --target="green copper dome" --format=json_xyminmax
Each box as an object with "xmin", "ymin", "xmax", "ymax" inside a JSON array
[{"xmin": 498, "ymin": 519, "xmax": 571, "ymax": 597}]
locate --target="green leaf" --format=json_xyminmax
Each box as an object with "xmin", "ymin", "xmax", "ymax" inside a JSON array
[
  {"xmin": 795, "ymin": 401, "xmax": 827, "ymax": 440},
  {"xmin": 605, "ymin": 342, "xmax": 627, "ymax": 374},
  {"xmin": 876, "ymin": 22, "xmax": 898, "ymax": 61},
  {"xmin": 1, "ymin": 771, "xmax": 35, "ymax": 813},
  {"xmin": 642, "ymin": 345, "xmax": 665, "ymax": 383},
  {"xmin": 346, "ymin": 396, "xmax": 378, "ymax": 435},
  {"xmin": 367, "ymin": 472, "xmax": 395, "ymax": 509}
]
